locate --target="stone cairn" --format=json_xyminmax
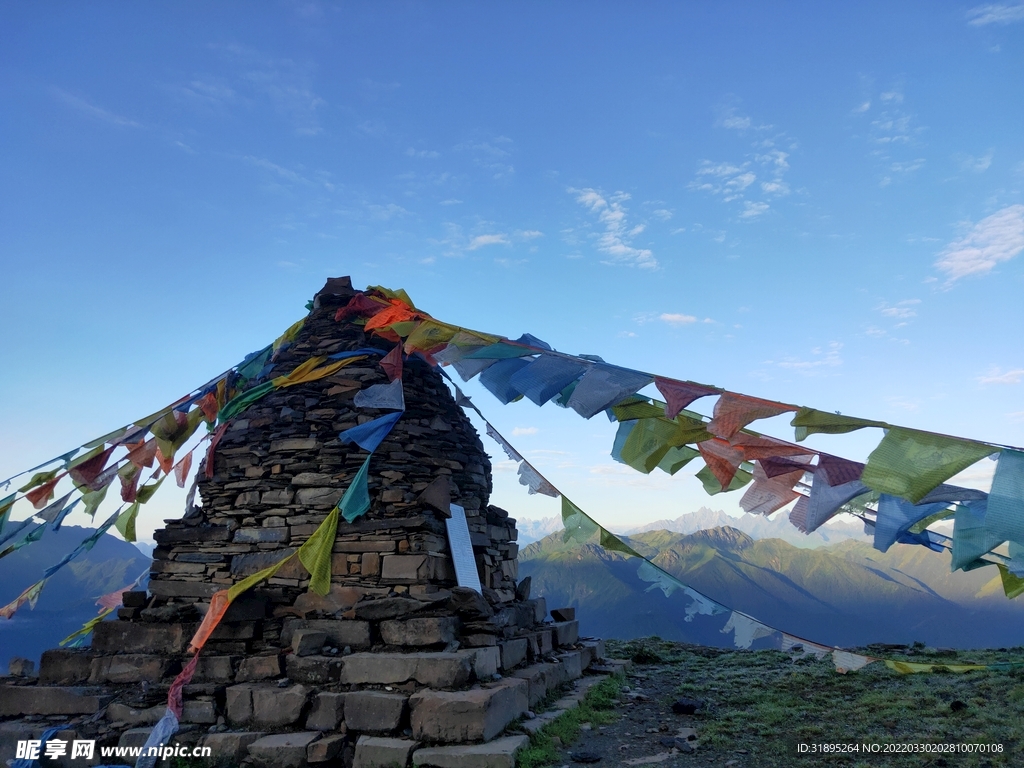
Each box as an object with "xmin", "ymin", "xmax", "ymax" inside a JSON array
[{"xmin": 1, "ymin": 278, "xmax": 609, "ymax": 768}]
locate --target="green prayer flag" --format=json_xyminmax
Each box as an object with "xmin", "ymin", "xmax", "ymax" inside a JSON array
[
  {"xmin": 861, "ymin": 428, "xmax": 995, "ymax": 504},
  {"xmin": 0, "ymin": 493, "xmax": 14, "ymax": 536},
  {"xmin": 218, "ymin": 380, "xmax": 276, "ymax": 423},
  {"xmin": 621, "ymin": 417, "xmax": 711, "ymax": 474},
  {"xmin": 790, "ymin": 407, "xmax": 888, "ymax": 441},
  {"xmin": 611, "ymin": 399, "xmax": 665, "ymax": 422},
  {"xmin": 135, "ymin": 476, "xmax": 165, "ymax": 505},
  {"xmin": 599, "ymin": 527, "xmax": 640, "ymax": 557},
  {"xmin": 116, "ymin": 503, "xmax": 140, "ymax": 542},
  {"xmin": 340, "ymin": 454, "xmax": 372, "ymax": 523},
  {"xmin": 656, "ymin": 445, "xmax": 700, "ymax": 476},
  {"xmin": 81, "ymin": 485, "xmax": 108, "ymax": 519},
  {"xmin": 908, "ymin": 507, "xmax": 954, "ymax": 533},
  {"xmin": 562, "ymin": 497, "xmax": 599, "ymax": 543},
  {"xmin": 298, "ymin": 506, "xmax": 339, "ymax": 596},
  {"xmin": 19, "ymin": 469, "xmax": 58, "ymax": 493},
  {"xmin": 696, "ymin": 464, "xmax": 752, "ymax": 495},
  {"xmin": 997, "ymin": 564, "xmax": 1024, "ymax": 599},
  {"xmin": 464, "ymin": 342, "xmax": 535, "ymax": 360}
]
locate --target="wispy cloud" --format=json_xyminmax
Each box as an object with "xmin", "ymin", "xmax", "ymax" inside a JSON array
[
  {"xmin": 50, "ymin": 88, "xmax": 141, "ymax": 128},
  {"xmin": 518, "ymin": 230, "xmax": 544, "ymax": 240},
  {"xmin": 967, "ymin": 3, "xmax": 1024, "ymax": 25},
  {"xmin": 455, "ymin": 136, "xmax": 515, "ymax": 178},
  {"xmin": 977, "ymin": 367, "xmax": 1024, "ymax": 385},
  {"xmin": 934, "ymin": 204, "xmax": 1024, "ymax": 283},
  {"xmin": 659, "ymin": 313, "xmax": 697, "ymax": 326},
  {"xmin": 211, "ymin": 44, "xmax": 325, "ymax": 136},
  {"xmin": 957, "ymin": 151, "xmax": 994, "ymax": 172},
  {"xmin": 570, "ymin": 188, "xmax": 657, "ymax": 269},
  {"xmin": 467, "ymin": 233, "xmax": 511, "ymax": 250},
  {"xmin": 512, "ymin": 426, "xmax": 538, "ymax": 436},
  {"xmin": 740, "ymin": 201, "xmax": 770, "ymax": 219},
  {"xmin": 406, "ymin": 147, "xmax": 440, "ymax": 159},
  {"xmin": 764, "ymin": 342, "xmax": 843, "ymax": 373},
  {"xmin": 877, "ymin": 298, "xmax": 921, "ymax": 320}
]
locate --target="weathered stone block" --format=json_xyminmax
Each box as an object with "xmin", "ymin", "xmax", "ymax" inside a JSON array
[
  {"xmin": 345, "ymin": 691, "xmax": 408, "ymax": 734},
  {"xmin": 296, "ymin": 487, "xmax": 344, "ymax": 507},
  {"xmin": 107, "ymin": 702, "xmax": 165, "ymax": 726},
  {"xmin": 92, "ymin": 621, "xmax": 193, "ymax": 654},
  {"xmin": 253, "ymin": 683, "xmax": 309, "ymax": 728},
  {"xmin": 248, "ymin": 732, "xmax": 320, "ymax": 768},
  {"xmin": 201, "ymin": 732, "xmax": 266, "ymax": 765},
  {"xmin": 308, "ymin": 733, "xmax": 348, "ymax": 763},
  {"xmin": 552, "ymin": 620, "xmax": 579, "ymax": 647},
  {"xmin": 193, "ymin": 655, "xmax": 235, "ymax": 683},
  {"xmin": 231, "ymin": 548, "xmax": 300, "ymax": 578},
  {"xmin": 555, "ymin": 651, "xmax": 582, "ymax": 682},
  {"xmin": 292, "ymin": 629, "xmax": 328, "ymax": 656},
  {"xmin": 226, "ymin": 683, "xmax": 256, "ymax": 724},
  {"xmin": 261, "ymin": 488, "xmax": 296, "ymax": 505},
  {"xmin": 237, "ymin": 654, "xmax": 283, "ymax": 682},
  {"xmin": 270, "ymin": 437, "xmax": 319, "ymax": 452},
  {"xmin": 581, "ymin": 638, "xmax": 605, "ymax": 662},
  {"xmin": 0, "ymin": 686, "xmax": 112, "ymax": 716},
  {"xmin": 234, "ymin": 527, "xmax": 289, "ymax": 544},
  {"xmin": 457, "ymin": 647, "xmax": 500, "ymax": 679},
  {"xmin": 381, "ymin": 555, "xmax": 427, "ymax": 581},
  {"xmin": 223, "ymin": 593, "xmax": 270, "ymax": 621},
  {"xmin": 118, "ymin": 727, "xmax": 154, "ymax": 749},
  {"xmin": 210, "ymin": 621, "xmax": 258, "ymax": 641},
  {"xmin": 8, "ymin": 657, "xmax": 34, "ymax": 677},
  {"xmin": 498, "ymin": 639, "xmax": 527, "ymax": 671},
  {"xmin": 286, "ymin": 654, "xmax": 342, "ymax": 684},
  {"xmin": 89, "ymin": 654, "xmax": 175, "ymax": 684},
  {"xmin": 510, "ymin": 663, "xmax": 557, "ymax": 707},
  {"xmin": 533, "ymin": 597, "xmax": 546, "ymax": 624},
  {"xmin": 354, "ymin": 736, "xmax": 419, "ymax": 768},
  {"xmin": 181, "ymin": 699, "xmax": 217, "ymax": 724},
  {"xmin": 350, "ymin": 596, "xmax": 428, "ymax": 621},
  {"xmin": 409, "ymin": 678, "xmax": 528, "ymax": 743},
  {"xmin": 154, "ymin": 525, "xmax": 232, "ymax": 545},
  {"xmin": 341, "ymin": 653, "xmax": 471, "ymax": 689},
  {"xmin": 282, "ymin": 618, "xmax": 372, "ymax": 650},
  {"xmin": 306, "ymin": 691, "xmax": 346, "ymax": 731},
  {"xmin": 380, "ymin": 617, "xmax": 458, "ymax": 647},
  {"xmin": 38, "ymin": 649, "xmax": 94, "ymax": 685},
  {"xmin": 292, "ymin": 472, "xmax": 336, "ymax": 487},
  {"xmin": 147, "ymin": 580, "xmax": 220, "ymax": 598},
  {"xmin": 413, "ymin": 735, "xmax": 530, "ymax": 768}
]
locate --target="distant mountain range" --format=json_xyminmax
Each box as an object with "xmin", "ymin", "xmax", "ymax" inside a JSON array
[
  {"xmin": 516, "ymin": 507, "xmax": 869, "ymax": 547},
  {"xmin": 0, "ymin": 526, "xmax": 150, "ymax": 674},
  {"xmin": 519, "ymin": 525, "xmax": 1024, "ymax": 649}
]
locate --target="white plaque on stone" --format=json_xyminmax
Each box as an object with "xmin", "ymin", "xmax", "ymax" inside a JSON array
[{"xmin": 445, "ymin": 503, "xmax": 483, "ymax": 594}]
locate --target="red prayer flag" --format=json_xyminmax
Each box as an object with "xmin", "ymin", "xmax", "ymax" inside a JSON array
[
  {"xmin": 708, "ymin": 392, "xmax": 798, "ymax": 440},
  {"xmin": 654, "ymin": 377, "xmax": 719, "ymax": 419},
  {"xmin": 25, "ymin": 475, "xmax": 63, "ymax": 509},
  {"xmin": 380, "ymin": 345, "xmax": 403, "ymax": 382}
]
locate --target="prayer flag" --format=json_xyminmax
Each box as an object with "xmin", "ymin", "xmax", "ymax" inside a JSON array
[
  {"xmin": 981, "ymin": 449, "xmax": 1024, "ymax": 547},
  {"xmin": 116, "ymin": 502, "xmax": 141, "ymax": 542},
  {"xmin": 339, "ymin": 411, "xmax": 403, "ymax": 453},
  {"xmin": 708, "ymin": 393, "xmax": 797, "ymax": 440},
  {"xmin": 174, "ymin": 451, "xmax": 193, "ymax": 489},
  {"xmin": 599, "ymin": 527, "xmax": 640, "ymax": 556},
  {"xmin": 298, "ymin": 506, "xmax": 339, "ymax": 596},
  {"xmin": 696, "ymin": 462, "xmax": 752, "ymax": 495},
  {"xmin": 67, "ymin": 446, "xmax": 114, "ymax": 487},
  {"xmin": 340, "ymin": 455, "xmax": 372, "ymax": 523},
  {"xmin": 654, "ymin": 377, "xmax": 719, "ymax": 419},
  {"xmin": 567, "ymin": 365, "xmax": 653, "ymax": 419},
  {"xmin": 25, "ymin": 475, "xmax": 62, "ymax": 509},
  {"xmin": 508, "ymin": 355, "xmax": 587, "ymax": 406},
  {"xmin": 791, "ymin": 407, "xmax": 887, "ymax": 441},
  {"xmin": 721, "ymin": 612, "xmax": 776, "ymax": 649},
  {"xmin": 816, "ymin": 455, "xmax": 864, "ymax": 486},
  {"xmin": 486, "ymin": 424, "xmax": 523, "ymax": 463},
  {"xmin": 872, "ymin": 494, "xmax": 950, "ymax": 553},
  {"xmin": 832, "ymin": 650, "xmax": 874, "ymax": 673},
  {"xmin": 379, "ymin": 345, "xmax": 403, "ymax": 382},
  {"xmin": 790, "ymin": 474, "xmax": 869, "ymax": 533},
  {"xmin": 518, "ymin": 462, "xmax": 558, "ymax": 497},
  {"xmin": 479, "ymin": 357, "xmax": 532, "ymax": 403},
  {"xmin": 951, "ymin": 500, "xmax": 1002, "ymax": 572},
  {"xmin": 353, "ymin": 378, "xmax": 406, "ymax": 410},
  {"xmin": 636, "ymin": 560, "xmax": 685, "ymax": 597},
  {"xmin": 562, "ymin": 497, "xmax": 599, "ymax": 543},
  {"xmin": 19, "ymin": 469, "xmax": 59, "ymax": 493},
  {"xmin": 861, "ymin": 428, "xmax": 995, "ymax": 504}
]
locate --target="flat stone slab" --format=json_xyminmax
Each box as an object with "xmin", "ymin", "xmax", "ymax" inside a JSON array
[
  {"xmin": 345, "ymin": 691, "xmax": 408, "ymax": 733},
  {"xmin": 91, "ymin": 621, "xmax": 194, "ymax": 654},
  {"xmin": 0, "ymin": 686, "xmax": 112, "ymax": 716},
  {"xmin": 282, "ymin": 618, "xmax": 372, "ymax": 650},
  {"xmin": 201, "ymin": 732, "xmax": 266, "ymax": 764},
  {"xmin": 409, "ymin": 678, "xmax": 528, "ymax": 743},
  {"xmin": 354, "ymin": 736, "xmax": 420, "ymax": 768},
  {"xmin": 248, "ymin": 732, "xmax": 320, "ymax": 768},
  {"xmin": 341, "ymin": 652, "xmax": 471, "ymax": 689},
  {"xmin": 413, "ymin": 735, "xmax": 530, "ymax": 768}
]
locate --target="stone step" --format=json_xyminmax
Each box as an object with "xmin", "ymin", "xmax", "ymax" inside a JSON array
[
  {"xmin": 0, "ymin": 686, "xmax": 112, "ymax": 716},
  {"xmin": 409, "ymin": 678, "xmax": 528, "ymax": 743},
  {"xmin": 340, "ymin": 652, "xmax": 472, "ymax": 688},
  {"xmin": 353, "ymin": 735, "xmax": 420, "ymax": 768},
  {"xmin": 413, "ymin": 734, "xmax": 530, "ymax": 768},
  {"xmin": 247, "ymin": 731, "xmax": 320, "ymax": 768},
  {"xmin": 91, "ymin": 621, "xmax": 194, "ymax": 654},
  {"xmin": 38, "ymin": 648, "xmax": 94, "ymax": 685}
]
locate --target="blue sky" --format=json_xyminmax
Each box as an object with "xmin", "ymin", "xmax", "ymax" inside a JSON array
[{"xmin": 2, "ymin": 2, "xmax": 1023, "ymax": 541}]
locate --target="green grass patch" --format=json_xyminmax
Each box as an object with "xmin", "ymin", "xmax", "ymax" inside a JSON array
[
  {"xmin": 605, "ymin": 638, "xmax": 1024, "ymax": 767},
  {"xmin": 517, "ymin": 676, "xmax": 624, "ymax": 768}
]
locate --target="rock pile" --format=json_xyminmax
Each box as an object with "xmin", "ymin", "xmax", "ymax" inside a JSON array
[{"xmin": 0, "ymin": 278, "xmax": 608, "ymax": 768}]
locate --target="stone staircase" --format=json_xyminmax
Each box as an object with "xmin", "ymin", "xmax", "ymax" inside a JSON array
[{"xmin": 1, "ymin": 590, "xmax": 607, "ymax": 768}]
